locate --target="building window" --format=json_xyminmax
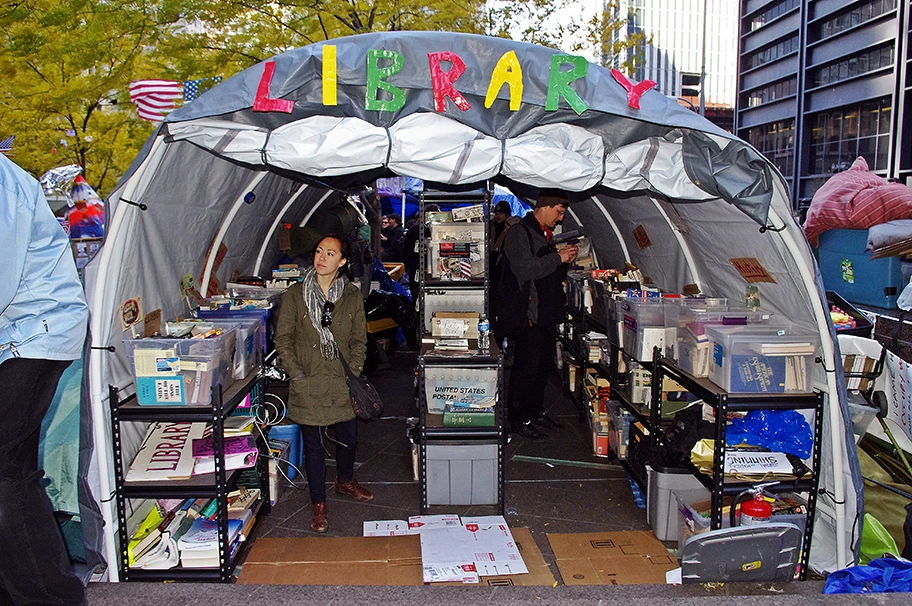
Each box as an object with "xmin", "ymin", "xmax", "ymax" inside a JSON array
[
  {"xmin": 813, "ymin": 44, "xmax": 894, "ymax": 87},
  {"xmin": 745, "ymin": 35, "xmax": 799, "ymax": 69},
  {"xmin": 808, "ymin": 98, "xmax": 892, "ymax": 174},
  {"xmin": 818, "ymin": 0, "xmax": 897, "ymax": 41},
  {"xmin": 746, "ymin": 77, "xmax": 797, "ymax": 107},
  {"xmin": 746, "ymin": 120, "xmax": 795, "ymax": 177},
  {"xmin": 750, "ymin": 0, "xmax": 800, "ymax": 32}
]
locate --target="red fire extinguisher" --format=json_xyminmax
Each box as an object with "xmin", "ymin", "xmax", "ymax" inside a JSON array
[{"xmin": 731, "ymin": 485, "xmax": 775, "ymax": 527}]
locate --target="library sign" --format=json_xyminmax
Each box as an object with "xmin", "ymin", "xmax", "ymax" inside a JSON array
[{"xmin": 252, "ymin": 45, "xmax": 656, "ymax": 117}]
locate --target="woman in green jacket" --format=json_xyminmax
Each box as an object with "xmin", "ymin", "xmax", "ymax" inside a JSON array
[{"xmin": 274, "ymin": 235, "xmax": 371, "ymax": 532}]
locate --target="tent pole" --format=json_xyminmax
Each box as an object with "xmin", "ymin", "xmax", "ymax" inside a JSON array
[
  {"xmin": 587, "ymin": 196, "xmax": 631, "ymax": 264},
  {"xmin": 200, "ymin": 172, "xmax": 268, "ymax": 295},
  {"xmin": 297, "ymin": 189, "xmax": 334, "ymax": 228},
  {"xmin": 89, "ymin": 135, "xmax": 169, "ymax": 580},
  {"xmin": 766, "ymin": 205, "xmax": 849, "ymax": 570},
  {"xmin": 647, "ymin": 196, "xmax": 703, "ymax": 292},
  {"xmin": 253, "ymin": 183, "xmax": 309, "ymax": 277}
]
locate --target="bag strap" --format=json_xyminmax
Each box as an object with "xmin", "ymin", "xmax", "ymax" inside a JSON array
[{"xmin": 336, "ymin": 350, "xmax": 356, "ymax": 378}]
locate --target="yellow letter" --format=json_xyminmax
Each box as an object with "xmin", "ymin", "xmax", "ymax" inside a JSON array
[
  {"xmin": 485, "ymin": 51, "xmax": 523, "ymax": 111},
  {"xmin": 323, "ymin": 44, "xmax": 337, "ymax": 106}
]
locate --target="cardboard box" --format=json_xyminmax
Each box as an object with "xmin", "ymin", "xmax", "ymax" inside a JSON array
[
  {"xmin": 431, "ymin": 312, "xmax": 480, "ymax": 338},
  {"xmin": 238, "ymin": 536, "xmax": 424, "ymax": 585},
  {"xmin": 237, "ymin": 527, "xmax": 555, "ymax": 586},
  {"xmin": 547, "ymin": 531, "xmax": 678, "ymax": 585}
]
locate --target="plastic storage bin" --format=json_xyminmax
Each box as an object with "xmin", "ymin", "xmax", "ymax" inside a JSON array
[
  {"xmin": 817, "ymin": 228, "xmax": 904, "ymax": 308},
  {"xmin": 196, "ymin": 305, "xmax": 275, "ymax": 354},
  {"xmin": 663, "ymin": 297, "xmax": 728, "ymax": 358},
  {"xmin": 168, "ymin": 319, "xmax": 260, "ymax": 379},
  {"xmin": 618, "ymin": 297, "xmax": 665, "ymax": 361},
  {"xmin": 646, "ymin": 466, "xmax": 705, "ymax": 541},
  {"xmin": 606, "ymin": 400, "xmax": 633, "ymax": 460},
  {"xmin": 671, "ymin": 305, "xmax": 771, "ymax": 377},
  {"xmin": 705, "ymin": 324, "xmax": 817, "ymax": 393},
  {"xmin": 268, "ymin": 423, "xmax": 302, "ymax": 480},
  {"xmin": 425, "ymin": 441, "xmax": 498, "ymax": 505},
  {"xmin": 134, "ymin": 352, "xmax": 231, "ymax": 405},
  {"xmin": 424, "ymin": 366, "xmax": 498, "ymax": 414}
]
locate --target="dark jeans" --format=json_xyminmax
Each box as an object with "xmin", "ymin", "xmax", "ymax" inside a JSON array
[
  {"xmin": 0, "ymin": 357, "xmax": 86, "ymax": 606},
  {"xmin": 508, "ymin": 324, "xmax": 556, "ymax": 426},
  {"xmin": 300, "ymin": 418, "xmax": 358, "ymax": 504}
]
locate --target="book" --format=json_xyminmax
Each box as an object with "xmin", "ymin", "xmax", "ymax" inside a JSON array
[
  {"xmin": 125, "ymin": 422, "xmax": 207, "ymax": 482},
  {"xmin": 758, "ymin": 342, "xmax": 815, "ymax": 356},
  {"xmin": 179, "ymin": 537, "xmax": 242, "ymax": 568},
  {"xmin": 434, "ymin": 338, "xmax": 469, "ymax": 351},
  {"xmin": 223, "ymin": 415, "xmax": 256, "ymax": 436},
  {"xmin": 191, "ymin": 435, "xmax": 259, "ymax": 475},
  {"xmin": 127, "ymin": 505, "xmax": 166, "ymax": 566},
  {"xmin": 235, "ymin": 497, "xmax": 263, "ymax": 541},
  {"xmin": 132, "ymin": 535, "xmax": 180, "ymax": 570},
  {"xmin": 442, "ymin": 405, "xmax": 495, "ymax": 427},
  {"xmin": 728, "ymin": 354, "xmax": 787, "ymax": 393},
  {"xmin": 177, "ymin": 517, "xmax": 243, "ymax": 552},
  {"xmin": 227, "ymin": 487, "xmax": 261, "ymax": 512}
]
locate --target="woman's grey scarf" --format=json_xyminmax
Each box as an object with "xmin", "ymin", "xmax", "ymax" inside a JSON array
[{"xmin": 302, "ymin": 267, "xmax": 349, "ymax": 359}]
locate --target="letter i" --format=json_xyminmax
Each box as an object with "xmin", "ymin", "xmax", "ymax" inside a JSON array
[{"xmin": 323, "ymin": 44, "xmax": 337, "ymax": 106}]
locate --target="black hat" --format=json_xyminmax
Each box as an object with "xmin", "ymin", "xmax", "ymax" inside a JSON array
[{"xmin": 493, "ymin": 201, "xmax": 511, "ymax": 214}]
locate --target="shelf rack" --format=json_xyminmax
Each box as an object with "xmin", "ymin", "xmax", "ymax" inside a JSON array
[{"xmin": 109, "ymin": 369, "xmax": 268, "ymax": 582}]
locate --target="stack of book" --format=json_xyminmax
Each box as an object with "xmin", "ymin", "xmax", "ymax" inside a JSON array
[{"xmin": 177, "ymin": 516, "xmax": 244, "ymax": 568}]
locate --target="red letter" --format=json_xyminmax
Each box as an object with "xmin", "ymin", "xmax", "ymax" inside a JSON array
[
  {"xmin": 253, "ymin": 61, "xmax": 294, "ymax": 113},
  {"xmin": 611, "ymin": 69, "xmax": 656, "ymax": 110},
  {"xmin": 428, "ymin": 52, "xmax": 471, "ymax": 112}
]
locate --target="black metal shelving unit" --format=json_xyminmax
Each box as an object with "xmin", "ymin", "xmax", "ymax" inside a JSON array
[
  {"xmin": 416, "ymin": 185, "xmax": 505, "ymax": 514},
  {"xmin": 650, "ymin": 352, "xmax": 823, "ymax": 579},
  {"xmin": 109, "ymin": 369, "xmax": 269, "ymax": 582}
]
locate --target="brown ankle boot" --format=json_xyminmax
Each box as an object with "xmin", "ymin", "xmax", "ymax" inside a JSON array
[
  {"xmin": 311, "ymin": 502, "xmax": 328, "ymax": 532},
  {"xmin": 334, "ymin": 478, "xmax": 373, "ymax": 502}
]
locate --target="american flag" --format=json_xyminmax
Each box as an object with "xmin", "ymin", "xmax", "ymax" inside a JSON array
[
  {"xmin": 129, "ymin": 77, "xmax": 222, "ymax": 122},
  {"xmin": 0, "ymin": 135, "xmax": 15, "ymax": 155}
]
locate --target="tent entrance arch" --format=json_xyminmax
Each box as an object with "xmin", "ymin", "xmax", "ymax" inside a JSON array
[{"xmin": 86, "ymin": 31, "xmax": 862, "ymax": 579}]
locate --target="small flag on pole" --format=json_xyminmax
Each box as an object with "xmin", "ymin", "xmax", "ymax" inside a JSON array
[
  {"xmin": 129, "ymin": 77, "xmax": 223, "ymax": 122},
  {"xmin": 0, "ymin": 135, "xmax": 15, "ymax": 155}
]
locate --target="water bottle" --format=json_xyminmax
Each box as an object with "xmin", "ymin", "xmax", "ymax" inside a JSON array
[{"xmin": 478, "ymin": 314, "xmax": 490, "ymax": 351}]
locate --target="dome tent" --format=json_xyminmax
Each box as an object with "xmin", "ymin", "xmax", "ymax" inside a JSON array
[{"xmin": 86, "ymin": 31, "xmax": 861, "ymax": 578}]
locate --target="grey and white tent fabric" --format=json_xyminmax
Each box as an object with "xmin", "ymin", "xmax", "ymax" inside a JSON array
[{"xmin": 86, "ymin": 31, "xmax": 862, "ymax": 577}]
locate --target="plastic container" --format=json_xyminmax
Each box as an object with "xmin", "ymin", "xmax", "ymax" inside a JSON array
[
  {"xmin": 817, "ymin": 228, "xmax": 904, "ymax": 308},
  {"xmin": 169, "ymin": 319, "xmax": 260, "ymax": 379},
  {"xmin": 675, "ymin": 488, "xmax": 807, "ymax": 546},
  {"xmin": 134, "ymin": 352, "xmax": 231, "ymax": 405},
  {"xmin": 618, "ymin": 297, "xmax": 665, "ymax": 361},
  {"xmin": 826, "ymin": 291, "xmax": 874, "ymax": 338},
  {"xmin": 424, "ymin": 366, "xmax": 498, "ymax": 414},
  {"xmin": 671, "ymin": 305, "xmax": 771, "ymax": 377},
  {"xmin": 663, "ymin": 297, "xmax": 728, "ymax": 357},
  {"xmin": 124, "ymin": 330, "xmax": 236, "ymax": 375},
  {"xmin": 705, "ymin": 324, "xmax": 818, "ymax": 393},
  {"xmin": 606, "ymin": 400, "xmax": 633, "ymax": 460},
  {"xmin": 646, "ymin": 466, "xmax": 705, "ymax": 541},
  {"xmin": 268, "ymin": 423, "xmax": 302, "ymax": 480},
  {"xmin": 196, "ymin": 305, "xmax": 275, "ymax": 354},
  {"xmin": 425, "ymin": 441, "xmax": 498, "ymax": 505}
]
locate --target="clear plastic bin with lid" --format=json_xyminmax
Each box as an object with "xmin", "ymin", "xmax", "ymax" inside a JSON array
[{"xmin": 705, "ymin": 324, "xmax": 818, "ymax": 393}]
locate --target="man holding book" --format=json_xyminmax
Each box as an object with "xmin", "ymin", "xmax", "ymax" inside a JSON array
[
  {"xmin": 0, "ymin": 155, "xmax": 88, "ymax": 605},
  {"xmin": 502, "ymin": 192, "xmax": 578, "ymax": 440}
]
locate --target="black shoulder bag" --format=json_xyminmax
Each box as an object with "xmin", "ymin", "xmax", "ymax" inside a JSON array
[
  {"xmin": 338, "ymin": 351, "xmax": 384, "ymax": 421},
  {"xmin": 491, "ymin": 223, "xmax": 537, "ymax": 339}
]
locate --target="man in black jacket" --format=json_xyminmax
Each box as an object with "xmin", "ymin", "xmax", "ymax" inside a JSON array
[{"xmin": 503, "ymin": 194, "xmax": 578, "ymax": 440}]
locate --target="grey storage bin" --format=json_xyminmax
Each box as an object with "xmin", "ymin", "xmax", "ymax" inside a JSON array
[
  {"xmin": 426, "ymin": 441, "xmax": 499, "ymax": 505},
  {"xmin": 423, "ymin": 288, "xmax": 485, "ymax": 333},
  {"xmin": 646, "ymin": 465, "xmax": 705, "ymax": 541}
]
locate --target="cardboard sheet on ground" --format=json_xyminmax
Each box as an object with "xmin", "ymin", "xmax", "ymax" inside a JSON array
[
  {"xmin": 547, "ymin": 531, "xmax": 679, "ymax": 585},
  {"xmin": 237, "ymin": 528, "xmax": 552, "ymax": 586},
  {"xmin": 420, "ymin": 516, "xmax": 528, "ymax": 582}
]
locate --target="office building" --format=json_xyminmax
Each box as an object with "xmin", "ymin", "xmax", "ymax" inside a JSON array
[{"xmin": 736, "ymin": 0, "xmax": 910, "ymax": 212}]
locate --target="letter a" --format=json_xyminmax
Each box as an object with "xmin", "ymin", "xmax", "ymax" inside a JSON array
[{"xmin": 485, "ymin": 51, "xmax": 523, "ymax": 111}]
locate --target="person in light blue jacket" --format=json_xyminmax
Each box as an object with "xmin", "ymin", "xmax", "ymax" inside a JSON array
[{"xmin": 0, "ymin": 154, "xmax": 88, "ymax": 606}]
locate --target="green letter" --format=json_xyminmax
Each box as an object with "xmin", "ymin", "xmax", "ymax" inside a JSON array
[
  {"xmin": 366, "ymin": 49, "xmax": 406, "ymax": 112},
  {"xmin": 545, "ymin": 55, "xmax": 589, "ymax": 115}
]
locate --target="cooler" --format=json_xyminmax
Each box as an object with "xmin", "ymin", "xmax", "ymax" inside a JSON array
[{"xmin": 817, "ymin": 228, "xmax": 904, "ymax": 308}]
